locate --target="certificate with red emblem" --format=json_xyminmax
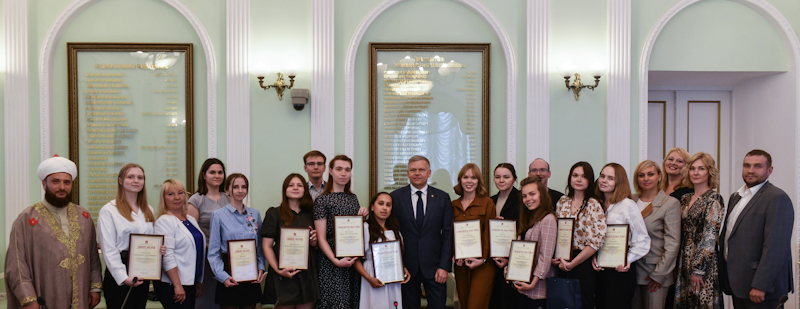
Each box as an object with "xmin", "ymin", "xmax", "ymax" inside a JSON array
[
  {"xmin": 279, "ymin": 227, "xmax": 310, "ymax": 270},
  {"xmin": 127, "ymin": 234, "xmax": 164, "ymax": 280},
  {"xmin": 228, "ymin": 239, "xmax": 258, "ymax": 282},
  {"xmin": 453, "ymin": 220, "xmax": 483, "ymax": 259},
  {"xmin": 334, "ymin": 216, "xmax": 365, "ymax": 257}
]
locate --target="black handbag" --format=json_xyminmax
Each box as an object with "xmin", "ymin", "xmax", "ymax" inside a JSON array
[{"xmin": 545, "ymin": 277, "xmax": 582, "ymax": 309}]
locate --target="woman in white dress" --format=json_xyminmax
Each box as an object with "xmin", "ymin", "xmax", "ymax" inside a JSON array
[{"xmin": 354, "ymin": 192, "xmax": 411, "ymax": 309}]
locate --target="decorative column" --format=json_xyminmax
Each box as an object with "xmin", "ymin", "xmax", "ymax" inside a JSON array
[
  {"xmin": 607, "ymin": 0, "xmax": 631, "ymax": 167},
  {"xmin": 527, "ymin": 0, "xmax": 549, "ymax": 163},
  {"xmin": 226, "ymin": 0, "xmax": 250, "ymax": 175},
  {"xmin": 311, "ymin": 0, "xmax": 335, "ymax": 160}
]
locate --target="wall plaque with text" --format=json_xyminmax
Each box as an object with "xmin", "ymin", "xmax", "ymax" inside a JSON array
[
  {"xmin": 369, "ymin": 43, "xmax": 491, "ymax": 199},
  {"xmin": 68, "ymin": 43, "xmax": 194, "ymax": 220}
]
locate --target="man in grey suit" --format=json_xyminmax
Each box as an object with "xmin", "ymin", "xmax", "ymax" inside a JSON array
[
  {"xmin": 391, "ymin": 155, "xmax": 454, "ymax": 309},
  {"xmin": 719, "ymin": 149, "xmax": 794, "ymax": 308}
]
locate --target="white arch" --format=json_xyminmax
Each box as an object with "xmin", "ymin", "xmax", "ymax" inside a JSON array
[
  {"xmin": 39, "ymin": 0, "xmax": 218, "ymax": 162},
  {"xmin": 638, "ymin": 1, "xmax": 800, "ymax": 307},
  {"xmin": 344, "ymin": 0, "xmax": 517, "ymax": 164}
]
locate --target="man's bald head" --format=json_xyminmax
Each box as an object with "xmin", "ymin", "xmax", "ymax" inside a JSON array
[{"xmin": 528, "ymin": 158, "xmax": 552, "ymax": 187}]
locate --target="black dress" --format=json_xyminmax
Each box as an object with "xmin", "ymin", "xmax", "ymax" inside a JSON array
[
  {"xmin": 262, "ymin": 207, "xmax": 320, "ymax": 306},
  {"xmin": 489, "ymin": 187, "xmax": 521, "ymax": 309},
  {"xmin": 313, "ymin": 192, "xmax": 361, "ymax": 309}
]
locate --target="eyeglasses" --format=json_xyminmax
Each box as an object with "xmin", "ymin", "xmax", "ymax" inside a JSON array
[
  {"xmin": 529, "ymin": 168, "xmax": 549, "ymax": 173},
  {"xmin": 305, "ymin": 162, "xmax": 325, "ymax": 167}
]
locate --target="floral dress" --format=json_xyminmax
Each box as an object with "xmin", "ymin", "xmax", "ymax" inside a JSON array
[
  {"xmin": 313, "ymin": 192, "xmax": 361, "ymax": 309},
  {"xmin": 674, "ymin": 190, "xmax": 724, "ymax": 309}
]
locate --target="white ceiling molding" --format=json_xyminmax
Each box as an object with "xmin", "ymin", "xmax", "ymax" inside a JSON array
[
  {"xmin": 39, "ymin": 0, "xmax": 219, "ymax": 163},
  {"xmin": 527, "ymin": 0, "xmax": 549, "ymax": 164},
  {"xmin": 344, "ymin": 0, "xmax": 517, "ymax": 164},
  {"xmin": 607, "ymin": 0, "xmax": 631, "ymax": 168},
  {"xmin": 311, "ymin": 0, "xmax": 335, "ymax": 161},
  {"xmin": 639, "ymin": 2, "xmax": 800, "ymax": 308},
  {"xmin": 226, "ymin": 0, "xmax": 249, "ymax": 177},
  {"xmin": 5, "ymin": 0, "xmax": 31, "ymax": 242}
]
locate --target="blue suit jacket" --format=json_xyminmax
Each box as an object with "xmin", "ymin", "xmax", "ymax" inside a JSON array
[
  {"xmin": 391, "ymin": 185, "xmax": 454, "ymax": 279},
  {"xmin": 719, "ymin": 181, "xmax": 794, "ymax": 299}
]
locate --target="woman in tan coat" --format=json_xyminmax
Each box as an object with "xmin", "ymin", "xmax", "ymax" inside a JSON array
[
  {"xmin": 631, "ymin": 160, "xmax": 681, "ymax": 309},
  {"xmin": 452, "ymin": 163, "xmax": 496, "ymax": 309}
]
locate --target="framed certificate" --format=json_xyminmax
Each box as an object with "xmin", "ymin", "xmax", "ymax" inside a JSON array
[
  {"xmin": 368, "ymin": 43, "xmax": 491, "ymax": 200},
  {"xmin": 227, "ymin": 239, "xmax": 258, "ymax": 282},
  {"xmin": 488, "ymin": 219, "xmax": 516, "ymax": 258},
  {"xmin": 453, "ymin": 220, "xmax": 483, "ymax": 259},
  {"xmin": 67, "ymin": 43, "xmax": 194, "ymax": 221},
  {"xmin": 371, "ymin": 241, "xmax": 404, "ymax": 284},
  {"xmin": 505, "ymin": 240, "xmax": 537, "ymax": 283},
  {"xmin": 279, "ymin": 227, "xmax": 310, "ymax": 270},
  {"xmin": 596, "ymin": 224, "xmax": 630, "ymax": 268},
  {"xmin": 127, "ymin": 233, "xmax": 164, "ymax": 280},
  {"xmin": 555, "ymin": 218, "xmax": 575, "ymax": 261},
  {"xmin": 334, "ymin": 216, "xmax": 365, "ymax": 257}
]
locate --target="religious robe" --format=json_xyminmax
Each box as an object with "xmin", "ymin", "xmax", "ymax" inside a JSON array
[{"xmin": 5, "ymin": 202, "xmax": 103, "ymax": 309}]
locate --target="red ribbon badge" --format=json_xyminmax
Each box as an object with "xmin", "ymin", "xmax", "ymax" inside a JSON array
[
  {"xmin": 83, "ymin": 211, "xmax": 90, "ymax": 219},
  {"xmin": 28, "ymin": 217, "xmax": 38, "ymax": 226}
]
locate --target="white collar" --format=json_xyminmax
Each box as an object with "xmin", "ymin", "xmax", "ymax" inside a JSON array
[
  {"xmin": 737, "ymin": 180, "xmax": 768, "ymax": 197},
  {"xmin": 411, "ymin": 184, "xmax": 428, "ymax": 194}
]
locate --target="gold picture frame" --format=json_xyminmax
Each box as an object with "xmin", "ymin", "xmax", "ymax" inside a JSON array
[
  {"xmin": 67, "ymin": 43, "xmax": 194, "ymax": 212},
  {"xmin": 369, "ymin": 43, "xmax": 491, "ymax": 198}
]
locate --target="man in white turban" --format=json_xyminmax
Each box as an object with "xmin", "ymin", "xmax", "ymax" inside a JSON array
[{"xmin": 5, "ymin": 155, "xmax": 103, "ymax": 309}]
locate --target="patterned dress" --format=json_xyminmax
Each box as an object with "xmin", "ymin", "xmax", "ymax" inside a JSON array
[
  {"xmin": 674, "ymin": 190, "xmax": 724, "ymax": 309},
  {"xmin": 314, "ymin": 192, "xmax": 361, "ymax": 309}
]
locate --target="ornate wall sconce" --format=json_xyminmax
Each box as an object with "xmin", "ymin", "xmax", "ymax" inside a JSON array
[
  {"xmin": 257, "ymin": 72, "xmax": 296, "ymax": 100},
  {"xmin": 564, "ymin": 73, "xmax": 601, "ymax": 101}
]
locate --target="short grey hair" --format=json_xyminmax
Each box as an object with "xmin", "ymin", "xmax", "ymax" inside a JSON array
[{"xmin": 408, "ymin": 155, "xmax": 430, "ymax": 167}]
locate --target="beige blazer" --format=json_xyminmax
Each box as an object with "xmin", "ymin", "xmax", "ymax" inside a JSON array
[{"xmin": 632, "ymin": 190, "xmax": 681, "ymax": 286}]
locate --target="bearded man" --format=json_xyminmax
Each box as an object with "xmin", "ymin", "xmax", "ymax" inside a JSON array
[{"xmin": 5, "ymin": 155, "xmax": 103, "ymax": 309}]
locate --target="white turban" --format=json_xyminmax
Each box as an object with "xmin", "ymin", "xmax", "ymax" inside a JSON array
[{"xmin": 37, "ymin": 155, "xmax": 78, "ymax": 181}]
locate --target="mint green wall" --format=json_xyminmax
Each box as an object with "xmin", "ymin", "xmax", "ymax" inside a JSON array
[
  {"xmin": 0, "ymin": 0, "xmax": 5, "ymax": 272},
  {"xmin": 248, "ymin": 0, "xmax": 313, "ymax": 212},
  {"xmin": 649, "ymin": 0, "xmax": 787, "ymax": 72},
  {"xmin": 548, "ymin": 0, "xmax": 609, "ymax": 192}
]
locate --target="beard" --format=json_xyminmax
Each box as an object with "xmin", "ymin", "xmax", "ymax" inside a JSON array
[{"xmin": 44, "ymin": 189, "xmax": 72, "ymax": 208}]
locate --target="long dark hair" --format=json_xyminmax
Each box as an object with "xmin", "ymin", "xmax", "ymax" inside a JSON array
[
  {"xmin": 321, "ymin": 155, "xmax": 354, "ymax": 196},
  {"xmin": 280, "ymin": 174, "xmax": 314, "ymax": 226},
  {"xmin": 197, "ymin": 158, "xmax": 226, "ymax": 194},
  {"xmin": 565, "ymin": 161, "xmax": 596, "ymax": 209},
  {"xmin": 366, "ymin": 192, "xmax": 403, "ymax": 250},
  {"xmin": 517, "ymin": 178, "xmax": 553, "ymax": 237}
]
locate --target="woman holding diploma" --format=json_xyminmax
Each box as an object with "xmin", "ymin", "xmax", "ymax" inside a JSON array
[
  {"xmin": 97, "ymin": 163, "xmax": 158, "ymax": 309},
  {"xmin": 262, "ymin": 173, "xmax": 320, "ymax": 308},
  {"xmin": 452, "ymin": 163, "xmax": 496, "ymax": 309},
  {"xmin": 673, "ymin": 153, "xmax": 723, "ymax": 309},
  {"xmin": 592, "ymin": 163, "xmax": 651, "ymax": 309},
  {"xmin": 313, "ymin": 155, "xmax": 369, "ymax": 309},
  {"xmin": 553, "ymin": 162, "xmax": 605, "ymax": 309},
  {"xmin": 154, "ymin": 179, "xmax": 206, "ymax": 309},
  {"xmin": 208, "ymin": 173, "xmax": 265, "ymax": 309},
  {"xmin": 512, "ymin": 177, "xmax": 557, "ymax": 308},
  {"xmin": 489, "ymin": 163, "xmax": 521, "ymax": 308},
  {"xmin": 355, "ymin": 192, "xmax": 411, "ymax": 308},
  {"xmin": 631, "ymin": 160, "xmax": 680, "ymax": 309}
]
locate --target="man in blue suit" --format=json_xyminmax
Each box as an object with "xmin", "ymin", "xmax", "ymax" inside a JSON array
[
  {"xmin": 719, "ymin": 150, "xmax": 794, "ymax": 309},
  {"xmin": 391, "ymin": 155, "xmax": 454, "ymax": 309}
]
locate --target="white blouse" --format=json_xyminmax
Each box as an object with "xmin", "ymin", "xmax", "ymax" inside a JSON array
[
  {"xmin": 97, "ymin": 199, "xmax": 155, "ymax": 285},
  {"xmin": 605, "ymin": 198, "xmax": 651, "ymax": 263}
]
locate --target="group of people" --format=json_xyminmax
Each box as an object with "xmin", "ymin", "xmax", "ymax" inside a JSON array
[{"xmin": 3, "ymin": 147, "xmax": 793, "ymax": 309}]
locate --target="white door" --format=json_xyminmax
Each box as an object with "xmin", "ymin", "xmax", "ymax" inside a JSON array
[{"xmin": 648, "ymin": 90, "xmax": 732, "ymax": 197}]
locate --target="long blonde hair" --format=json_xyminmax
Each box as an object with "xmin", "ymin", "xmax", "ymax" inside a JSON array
[
  {"xmin": 158, "ymin": 179, "xmax": 188, "ymax": 218},
  {"xmin": 115, "ymin": 163, "xmax": 155, "ymax": 222},
  {"xmin": 633, "ymin": 160, "xmax": 662, "ymax": 196},
  {"xmin": 682, "ymin": 152, "xmax": 719, "ymax": 190},
  {"xmin": 661, "ymin": 148, "xmax": 690, "ymax": 192}
]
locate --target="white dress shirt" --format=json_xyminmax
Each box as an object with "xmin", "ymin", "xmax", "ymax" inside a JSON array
[
  {"xmin": 97, "ymin": 200, "xmax": 155, "ymax": 285},
  {"xmin": 724, "ymin": 180, "xmax": 768, "ymax": 259},
  {"xmin": 410, "ymin": 185, "xmax": 428, "ymax": 218},
  {"xmin": 605, "ymin": 198, "xmax": 651, "ymax": 263}
]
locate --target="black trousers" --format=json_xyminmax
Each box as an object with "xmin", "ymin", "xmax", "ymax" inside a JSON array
[
  {"xmin": 401, "ymin": 268, "xmax": 447, "ymax": 309},
  {"xmin": 517, "ymin": 294, "xmax": 546, "ymax": 309},
  {"xmin": 596, "ymin": 263, "xmax": 637, "ymax": 309},
  {"xmin": 153, "ymin": 281, "xmax": 197, "ymax": 309},
  {"xmin": 732, "ymin": 296, "xmax": 783, "ymax": 309},
  {"xmin": 557, "ymin": 250, "xmax": 597, "ymax": 309}
]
